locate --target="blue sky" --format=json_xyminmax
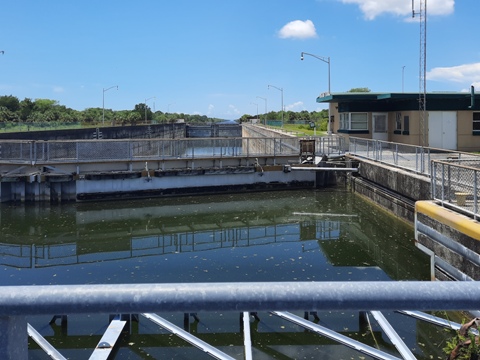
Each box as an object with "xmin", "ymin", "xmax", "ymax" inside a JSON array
[{"xmin": 0, "ymin": 0, "xmax": 478, "ymax": 120}]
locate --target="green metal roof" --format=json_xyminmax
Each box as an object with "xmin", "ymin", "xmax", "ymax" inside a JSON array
[{"xmin": 316, "ymin": 92, "xmax": 478, "ymax": 111}]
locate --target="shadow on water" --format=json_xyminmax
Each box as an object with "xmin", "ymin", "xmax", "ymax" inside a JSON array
[{"xmin": 1, "ymin": 189, "xmax": 450, "ymax": 359}]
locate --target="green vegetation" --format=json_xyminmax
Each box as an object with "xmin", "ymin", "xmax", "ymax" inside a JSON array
[
  {"xmin": 0, "ymin": 95, "xmax": 222, "ymax": 132},
  {"xmin": 239, "ymin": 109, "xmax": 329, "ymax": 132},
  {"xmin": 0, "ymin": 95, "xmax": 329, "ymax": 133}
]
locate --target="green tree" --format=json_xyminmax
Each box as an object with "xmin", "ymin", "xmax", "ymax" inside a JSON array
[
  {"xmin": 128, "ymin": 111, "xmax": 142, "ymax": 125},
  {"xmin": 19, "ymin": 98, "xmax": 35, "ymax": 121},
  {"xmin": 0, "ymin": 95, "xmax": 20, "ymax": 112},
  {"xmin": 133, "ymin": 103, "xmax": 152, "ymax": 122},
  {"xmin": 348, "ymin": 87, "xmax": 371, "ymax": 92},
  {"xmin": 82, "ymin": 108, "xmax": 102, "ymax": 123}
]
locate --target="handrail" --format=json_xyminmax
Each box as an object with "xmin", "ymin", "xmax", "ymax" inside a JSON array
[{"xmin": 2, "ymin": 281, "xmax": 480, "ymax": 316}]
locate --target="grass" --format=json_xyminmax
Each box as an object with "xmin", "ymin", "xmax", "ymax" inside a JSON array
[{"xmin": 274, "ymin": 123, "xmax": 327, "ymax": 137}]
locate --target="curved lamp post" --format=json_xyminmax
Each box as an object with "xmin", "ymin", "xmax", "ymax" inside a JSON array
[
  {"xmin": 256, "ymin": 96, "xmax": 267, "ymax": 125},
  {"xmin": 145, "ymin": 97, "xmax": 156, "ymax": 123},
  {"xmin": 300, "ymin": 52, "xmax": 331, "ymax": 134},
  {"xmin": 102, "ymin": 85, "xmax": 118, "ymax": 125},
  {"xmin": 267, "ymin": 85, "xmax": 284, "ymax": 127}
]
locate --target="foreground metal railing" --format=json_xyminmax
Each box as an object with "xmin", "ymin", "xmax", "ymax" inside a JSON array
[
  {"xmin": 431, "ymin": 159, "xmax": 480, "ymax": 220},
  {"xmin": 2, "ymin": 281, "xmax": 480, "ymax": 359}
]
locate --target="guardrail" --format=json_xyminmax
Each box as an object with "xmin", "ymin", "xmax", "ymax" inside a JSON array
[
  {"xmin": 348, "ymin": 137, "xmax": 480, "ymax": 219},
  {"xmin": 0, "ymin": 137, "xmax": 302, "ymax": 165},
  {"xmin": 0, "ymin": 136, "xmax": 347, "ymax": 166},
  {"xmin": 2, "ymin": 281, "xmax": 480, "ymax": 359},
  {"xmin": 348, "ymin": 137, "xmax": 479, "ymax": 176},
  {"xmin": 431, "ymin": 159, "xmax": 480, "ymax": 221}
]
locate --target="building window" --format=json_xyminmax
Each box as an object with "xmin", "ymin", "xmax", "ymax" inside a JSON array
[
  {"xmin": 396, "ymin": 113, "xmax": 402, "ymax": 130},
  {"xmin": 339, "ymin": 112, "xmax": 368, "ymax": 131},
  {"xmin": 404, "ymin": 116, "xmax": 410, "ymax": 131},
  {"xmin": 473, "ymin": 112, "xmax": 480, "ymax": 131},
  {"xmin": 403, "ymin": 115, "xmax": 410, "ymax": 135}
]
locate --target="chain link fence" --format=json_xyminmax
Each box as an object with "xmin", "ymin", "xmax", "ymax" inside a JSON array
[{"xmin": 431, "ymin": 159, "xmax": 480, "ymax": 220}]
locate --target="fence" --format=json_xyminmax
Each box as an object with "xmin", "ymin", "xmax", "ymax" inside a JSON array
[
  {"xmin": 347, "ymin": 137, "xmax": 480, "ymax": 176},
  {"xmin": 3, "ymin": 281, "xmax": 480, "ymax": 359},
  {"xmin": 0, "ymin": 136, "xmax": 347, "ymax": 165},
  {"xmin": 431, "ymin": 159, "xmax": 480, "ymax": 221},
  {"xmin": 347, "ymin": 137, "xmax": 480, "ymax": 219},
  {"xmin": 0, "ymin": 138, "xmax": 299, "ymax": 165}
]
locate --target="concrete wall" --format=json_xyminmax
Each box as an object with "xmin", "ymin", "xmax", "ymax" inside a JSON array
[
  {"xmin": 0, "ymin": 123, "xmax": 242, "ymax": 141},
  {"xmin": 348, "ymin": 155, "xmax": 480, "ymax": 283},
  {"xmin": 347, "ymin": 155, "xmax": 431, "ymax": 222},
  {"xmin": 415, "ymin": 201, "xmax": 480, "ymax": 281},
  {"xmin": 0, "ymin": 124, "xmax": 186, "ymax": 141},
  {"xmin": 187, "ymin": 124, "xmax": 242, "ymax": 138}
]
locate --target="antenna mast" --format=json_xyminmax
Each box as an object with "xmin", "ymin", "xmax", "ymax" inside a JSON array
[{"xmin": 413, "ymin": 0, "xmax": 427, "ymax": 146}]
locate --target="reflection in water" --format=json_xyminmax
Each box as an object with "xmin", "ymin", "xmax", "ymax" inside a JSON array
[{"xmin": 1, "ymin": 189, "xmax": 446, "ymax": 359}]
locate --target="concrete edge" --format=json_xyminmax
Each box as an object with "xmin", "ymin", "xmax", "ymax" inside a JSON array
[{"xmin": 416, "ymin": 201, "xmax": 480, "ymax": 241}]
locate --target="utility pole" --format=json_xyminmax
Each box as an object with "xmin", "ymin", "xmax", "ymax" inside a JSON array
[{"xmin": 413, "ymin": 0, "xmax": 427, "ymax": 146}]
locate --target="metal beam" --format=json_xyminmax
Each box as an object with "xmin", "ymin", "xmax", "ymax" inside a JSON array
[
  {"xmin": 369, "ymin": 311, "xmax": 416, "ymax": 360},
  {"xmin": 27, "ymin": 324, "xmax": 67, "ymax": 360},
  {"xmin": 242, "ymin": 312, "xmax": 253, "ymax": 360},
  {"xmin": 272, "ymin": 311, "xmax": 401, "ymax": 360},
  {"xmin": 142, "ymin": 313, "xmax": 235, "ymax": 360},
  {"xmin": 89, "ymin": 316, "xmax": 126, "ymax": 360},
  {"xmin": 2, "ymin": 282, "xmax": 480, "ymax": 316}
]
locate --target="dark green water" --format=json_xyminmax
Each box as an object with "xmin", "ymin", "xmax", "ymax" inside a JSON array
[{"xmin": 0, "ymin": 189, "xmax": 451, "ymax": 359}]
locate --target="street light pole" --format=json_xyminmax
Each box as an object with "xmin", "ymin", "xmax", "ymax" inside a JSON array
[
  {"xmin": 300, "ymin": 52, "xmax": 331, "ymax": 134},
  {"xmin": 250, "ymin": 102, "xmax": 258, "ymax": 123},
  {"xmin": 256, "ymin": 96, "xmax": 267, "ymax": 126},
  {"xmin": 267, "ymin": 85, "xmax": 284, "ymax": 127},
  {"xmin": 102, "ymin": 85, "xmax": 118, "ymax": 126},
  {"xmin": 145, "ymin": 97, "xmax": 156, "ymax": 123}
]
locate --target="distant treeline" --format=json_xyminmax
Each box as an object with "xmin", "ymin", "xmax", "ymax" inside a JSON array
[
  {"xmin": 0, "ymin": 95, "xmax": 328, "ymax": 128},
  {"xmin": 0, "ymin": 95, "xmax": 218, "ymax": 125},
  {"xmin": 239, "ymin": 109, "xmax": 329, "ymax": 130}
]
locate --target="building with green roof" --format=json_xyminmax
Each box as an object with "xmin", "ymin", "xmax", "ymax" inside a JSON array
[{"xmin": 317, "ymin": 91, "xmax": 479, "ymax": 151}]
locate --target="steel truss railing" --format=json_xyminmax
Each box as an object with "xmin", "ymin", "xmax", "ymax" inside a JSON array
[{"xmin": 2, "ymin": 281, "xmax": 480, "ymax": 359}]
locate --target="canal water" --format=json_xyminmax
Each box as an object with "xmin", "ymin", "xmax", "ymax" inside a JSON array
[{"xmin": 0, "ymin": 189, "xmax": 452, "ymax": 359}]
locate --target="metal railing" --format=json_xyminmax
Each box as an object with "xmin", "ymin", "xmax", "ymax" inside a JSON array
[
  {"xmin": 348, "ymin": 137, "xmax": 480, "ymax": 219},
  {"xmin": 0, "ymin": 137, "xmax": 300, "ymax": 165},
  {"xmin": 431, "ymin": 159, "xmax": 480, "ymax": 220},
  {"xmin": 0, "ymin": 136, "xmax": 347, "ymax": 166},
  {"xmin": 2, "ymin": 281, "xmax": 480, "ymax": 359},
  {"xmin": 348, "ymin": 137, "xmax": 479, "ymax": 176}
]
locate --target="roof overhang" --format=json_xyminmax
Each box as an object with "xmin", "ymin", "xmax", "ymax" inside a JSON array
[{"xmin": 317, "ymin": 92, "xmax": 478, "ymax": 104}]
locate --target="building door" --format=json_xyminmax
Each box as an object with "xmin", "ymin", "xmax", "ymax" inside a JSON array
[
  {"xmin": 372, "ymin": 113, "xmax": 388, "ymax": 142},
  {"xmin": 428, "ymin": 111, "xmax": 457, "ymax": 150}
]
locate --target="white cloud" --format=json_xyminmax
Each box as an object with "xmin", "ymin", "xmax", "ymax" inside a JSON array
[
  {"xmin": 285, "ymin": 101, "xmax": 304, "ymax": 111},
  {"xmin": 339, "ymin": 0, "xmax": 454, "ymax": 20},
  {"xmin": 53, "ymin": 86, "xmax": 65, "ymax": 93},
  {"xmin": 228, "ymin": 104, "xmax": 240, "ymax": 115},
  {"xmin": 278, "ymin": 20, "xmax": 317, "ymax": 39},
  {"xmin": 207, "ymin": 104, "xmax": 215, "ymax": 115},
  {"xmin": 471, "ymin": 82, "xmax": 480, "ymax": 90},
  {"xmin": 427, "ymin": 63, "xmax": 480, "ymax": 85}
]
